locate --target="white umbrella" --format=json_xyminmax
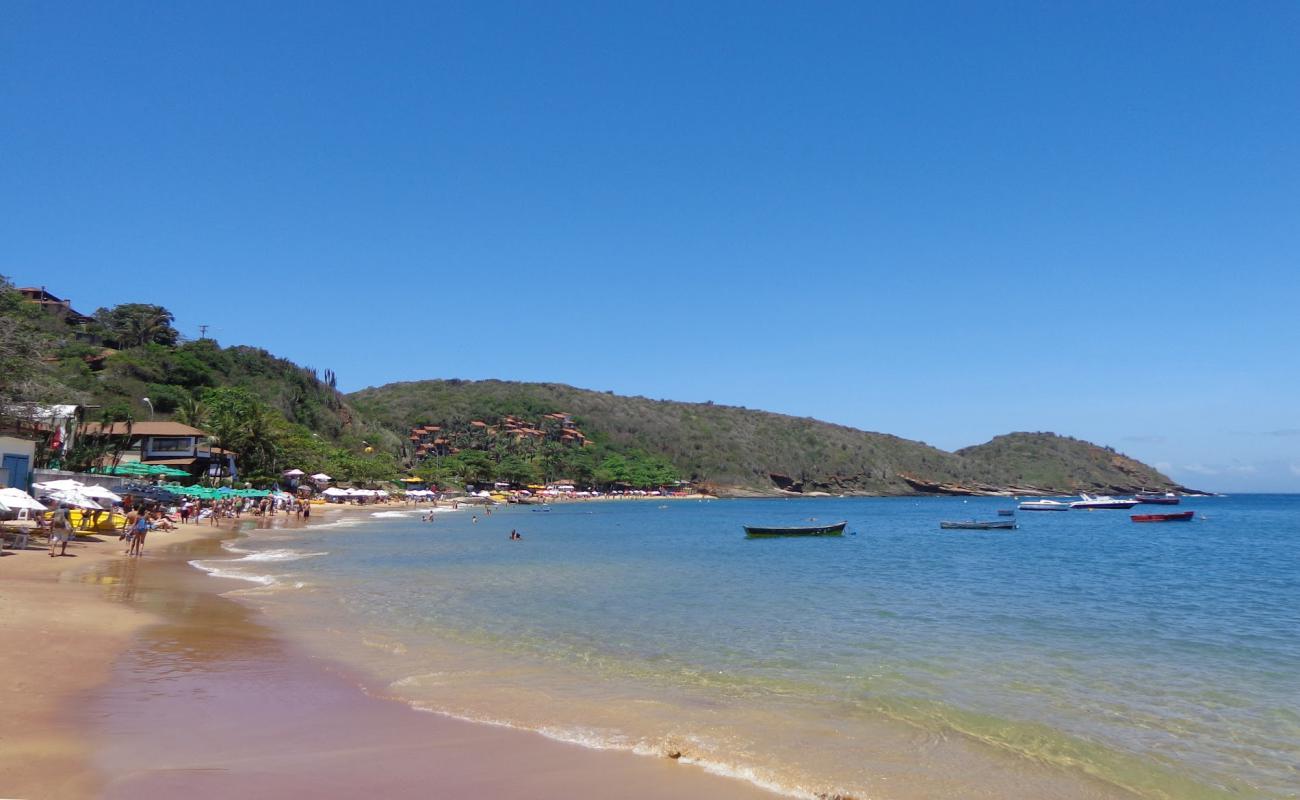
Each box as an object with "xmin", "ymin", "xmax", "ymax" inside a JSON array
[
  {"xmin": 33, "ymin": 479, "xmax": 86, "ymax": 492},
  {"xmin": 283, "ymin": 469, "xmax": 306, "ymax": 477},
  {"xmin": 321, "ymin": 487, "xmax": 349, "ymax": 497},
  {"xmin": 311, "ymin": 473, "xmax": 332, "ymax": 482},
  {"xmin": 78, "ymin": 485, "xmax": 123, "ymax": 503},
  {"xmin": 43, "ymin": 490, "xmax": 103, "ymax": 510},
  {"xmin": 0, "ymin": 488, "xmax": 48, "ymax": 511}
]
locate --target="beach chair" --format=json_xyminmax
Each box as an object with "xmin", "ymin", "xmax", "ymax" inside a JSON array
[{"xmin": 1, "ymin": 525, "xmax": 30, "ymax": 551}]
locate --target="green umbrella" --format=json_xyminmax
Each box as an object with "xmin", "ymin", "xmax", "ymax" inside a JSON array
[
  {"xmin": 101, "ymin": 462, "xmax": 154, "ymax": 476},
  {"xmin": 146, "ymin": 464, "xmax": 193, "ymax": 477}
]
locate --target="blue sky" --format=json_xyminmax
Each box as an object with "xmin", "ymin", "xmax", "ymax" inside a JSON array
[{"xmin": 3, "ymin": 2, "xmax": 1297, "ymax": 491}]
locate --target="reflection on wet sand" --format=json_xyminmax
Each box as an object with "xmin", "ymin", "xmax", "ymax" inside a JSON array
[{"xmin": 80, "ymin": 523, "xmax": 782, "ymax": 800}]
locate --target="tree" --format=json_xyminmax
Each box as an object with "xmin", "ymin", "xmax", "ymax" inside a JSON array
[{"xmin": 93, "ymin": 303, "xmax": 179, "ymax": 348}]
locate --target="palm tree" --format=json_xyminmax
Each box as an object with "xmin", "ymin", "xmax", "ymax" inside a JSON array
[{"xmin": 176, "ymin": 396, "xmax": 208, "ymax": 429}]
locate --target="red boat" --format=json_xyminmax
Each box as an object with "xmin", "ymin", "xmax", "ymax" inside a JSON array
[{"xmin": 1130, "ymin": 511, "xmax": 1195, "ymax": 523}]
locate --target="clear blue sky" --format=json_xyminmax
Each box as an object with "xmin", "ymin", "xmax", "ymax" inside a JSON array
[{"xmin": 3, "ymin": 2, "xmax": 1297, "ymax": 491}]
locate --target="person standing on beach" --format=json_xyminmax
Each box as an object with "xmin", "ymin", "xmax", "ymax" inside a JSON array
[
  {"xmin": 128, "ymin": 513, "xmax": 149, "ymax": 556},
  {"xmin": 48, "ymin": 504, "xmax": 71, "ymax": 557}
]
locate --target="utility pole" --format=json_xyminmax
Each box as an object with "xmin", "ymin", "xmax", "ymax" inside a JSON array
[{"xmin": 198, "ymin": 324, "xmax": 209, "ymax": 339}]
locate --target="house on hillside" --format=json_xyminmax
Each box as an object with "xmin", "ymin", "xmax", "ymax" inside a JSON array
[
  {"xmin": 79, "ymin": 421, "xmax": 234, "ymax": 478},
  {"xmin": 18, "ymin": 286, "xmax": 93, "ymax": 325}
]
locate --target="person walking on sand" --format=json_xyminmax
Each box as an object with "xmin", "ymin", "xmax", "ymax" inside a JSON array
[{"xmin": 49, "ymin": 504, "xmax": 71, "ymax": 557}]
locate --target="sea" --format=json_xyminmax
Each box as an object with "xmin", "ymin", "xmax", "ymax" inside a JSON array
[{"xmin": 191, "ymin": 495, "xmax": 1299, "ymax": 800}]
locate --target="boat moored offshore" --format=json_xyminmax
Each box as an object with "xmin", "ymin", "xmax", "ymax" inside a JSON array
[{"xmin": 1070, "ymin": 494, "xmax": 1141, "ymax": 510}]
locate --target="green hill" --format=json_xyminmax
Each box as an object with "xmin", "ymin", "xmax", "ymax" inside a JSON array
[
  {"xmin": 3, "ymin": 277, "xmax": 1185, "ymax": 495},
  {"xmin": 955, "ymin": 432, "xmax": 1181, "ymax": 494},
  {"xmin": 348, "ymin": 379, "xmax": 1184, "ymax": 495}
]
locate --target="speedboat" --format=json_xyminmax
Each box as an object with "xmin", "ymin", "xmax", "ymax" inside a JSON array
[
  {"xmin": 1018, "ymin": 499, "xmax": 1070, "ymax": 511},
  {"xmin": 1070, "ymin": 493, "xmax": 1140, "ymax": 510},
  {"xmin": 1134, "ymin": 491, "xmax": 1180, "ymax": 505}
]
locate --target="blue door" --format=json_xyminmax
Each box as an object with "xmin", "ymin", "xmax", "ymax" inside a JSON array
[{"xmin": 2, "ymin": 454, "xmax": 30, "ymax": 491}]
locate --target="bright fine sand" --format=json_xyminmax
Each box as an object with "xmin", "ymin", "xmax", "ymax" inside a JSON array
[{"xmin": 0, "ymin": 511, "xmax": 778, "ymax": 800}]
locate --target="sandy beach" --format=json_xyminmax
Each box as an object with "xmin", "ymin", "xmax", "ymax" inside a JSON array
[{"xmin": 0, "ymin": 508, "xmax": 778, "ymax": 800}]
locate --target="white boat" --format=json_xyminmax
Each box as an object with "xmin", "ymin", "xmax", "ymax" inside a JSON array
[
  {"xmin": 1018, "ymin": 499, "xmax": 1071, "ymax": 511},
  {"xmin": 1069, "ymin": 493, "xmax": 1141, "ymax": 510}
]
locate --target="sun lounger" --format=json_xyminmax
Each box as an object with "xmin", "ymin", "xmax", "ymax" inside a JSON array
[{"xmin": 2, "ymin": 526, "xmax": 31, "ymax": 551}]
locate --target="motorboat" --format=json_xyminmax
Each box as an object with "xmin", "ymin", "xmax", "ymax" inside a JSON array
[
  {"xmin": 1018, "ymin": 499, "xmax": 1071, "ymax": 511},
  {"xmin": 1134, "ymin": 492, "xmax": 1180, "ymax": 505},
  {"xmin": 1070, "ymin": 493, "xmax": 1140, "ymax": 510}
]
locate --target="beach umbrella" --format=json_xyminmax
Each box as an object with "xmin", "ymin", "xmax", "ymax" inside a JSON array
[
  {"xmin": 105, "ymin": 462, "xmax": 154, "ymax": 476},
  {"xmin": 79, "ymin": 485, "xmax": 124, "ymax": 503},
  {"xmin": 33, "ymin": 479, "xmax": 87, "ymax": 492},
  {"xmin": 321, "ymin": 487, "xmax": 349, "ymax": 497},
  {"xmin": 283, "ymin": 468, "xmax": 306, "ymax": 477},
  {"xmin": 42, "ymin": 490, "xmax": 103, "ymax": 510},
  {"xmin": 146, "ymin": 464, "xmax": 192, "ymax": 477},
  {"xmin": 0, "ymin": 488, "xmax": 48, "ymax": 512},
  {"xmin": 310, "ymin": 473, "xmax": 332, "ymax": 482}
]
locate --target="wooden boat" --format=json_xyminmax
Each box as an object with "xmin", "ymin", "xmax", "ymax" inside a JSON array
[
  {"xmin": 743, "ymin": 521, "xmax": 846, "ymax": 538},
  {"xmin": 939, "ymin": 520, "xmax": 1017, "ymax": 530},
  {"xmin": 997, "ymin": 509, "xmax": 1015, "ymax": 516},
  {"xmin": 1130, "ymin": 511, "xmax": 1195, "ymax": 523},
  {"xmin": 1134, "ymin": 492, "xmax": 1180, "ymax": 505}
]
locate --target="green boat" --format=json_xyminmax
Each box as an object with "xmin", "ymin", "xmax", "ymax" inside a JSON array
[{"xmin": 744, "ymin": 521, "xmax": 847, "ymax": 538}]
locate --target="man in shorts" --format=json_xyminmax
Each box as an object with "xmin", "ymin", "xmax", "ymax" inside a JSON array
[{"xmin": 49, "ymin": 504, "xmax": 71, "ymax": 557}]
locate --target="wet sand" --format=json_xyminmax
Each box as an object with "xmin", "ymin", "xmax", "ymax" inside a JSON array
[
  {"xmin": 4, "ymin": 512, "xmax": 779, "ymax": 800},
  {"xmin": 0, "ymin": 524, "xmax": 213, "ymax": 799}
]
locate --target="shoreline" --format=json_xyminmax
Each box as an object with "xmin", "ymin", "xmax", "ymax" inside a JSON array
[
  {"xmin": 0, "ymin": 521, "xmax": 216, "ymax": 798},
  {"xmin": 2, "ymin": 506, "xmax": 780, "ymax": 800}
]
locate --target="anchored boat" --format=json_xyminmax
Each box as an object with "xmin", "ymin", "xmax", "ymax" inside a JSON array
[
  {"xmin": 1018, "ymin": 499, "xmax": 1070, "ymax": 511},
  {"xmin": 743, "ymin": 521, "xmax": 847, "ymax": 538},
  {"xmin": 1070, "ymin": 494, "xmax": 1141, "ymax": 510},
  {"xmin": 1131, "ymin": 511, "xmax": 1195, "ymax": 523},
  {"xmin": 1135, "ymin": 492, "xmax": 1181, "ymax": 505},
  {"xmin": 939, "ymin": 520, "xmax": 1017, "ymax": 530}
]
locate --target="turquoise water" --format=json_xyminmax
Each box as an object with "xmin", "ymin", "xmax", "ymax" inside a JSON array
[{"xmin": 198, "ymin": 496, "xmax": 1300, "ymax": 799}]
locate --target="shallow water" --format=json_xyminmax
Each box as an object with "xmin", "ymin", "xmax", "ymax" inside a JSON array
[{"xmin": 196, "ymin": 496, "xmax": 1300, "ymax": 799}]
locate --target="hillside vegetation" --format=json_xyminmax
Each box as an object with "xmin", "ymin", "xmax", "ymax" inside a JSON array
[
  {"xmin": 4, "ymin": 277, "xmax": 1183, "ymax": 495},
  {"xmin": 349, "ymin": 380, "xmax": 1184, "ymax": 495},
  {"xmin": 0, "ymin": 277, "xmax": 401, "ymax": 484}
]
